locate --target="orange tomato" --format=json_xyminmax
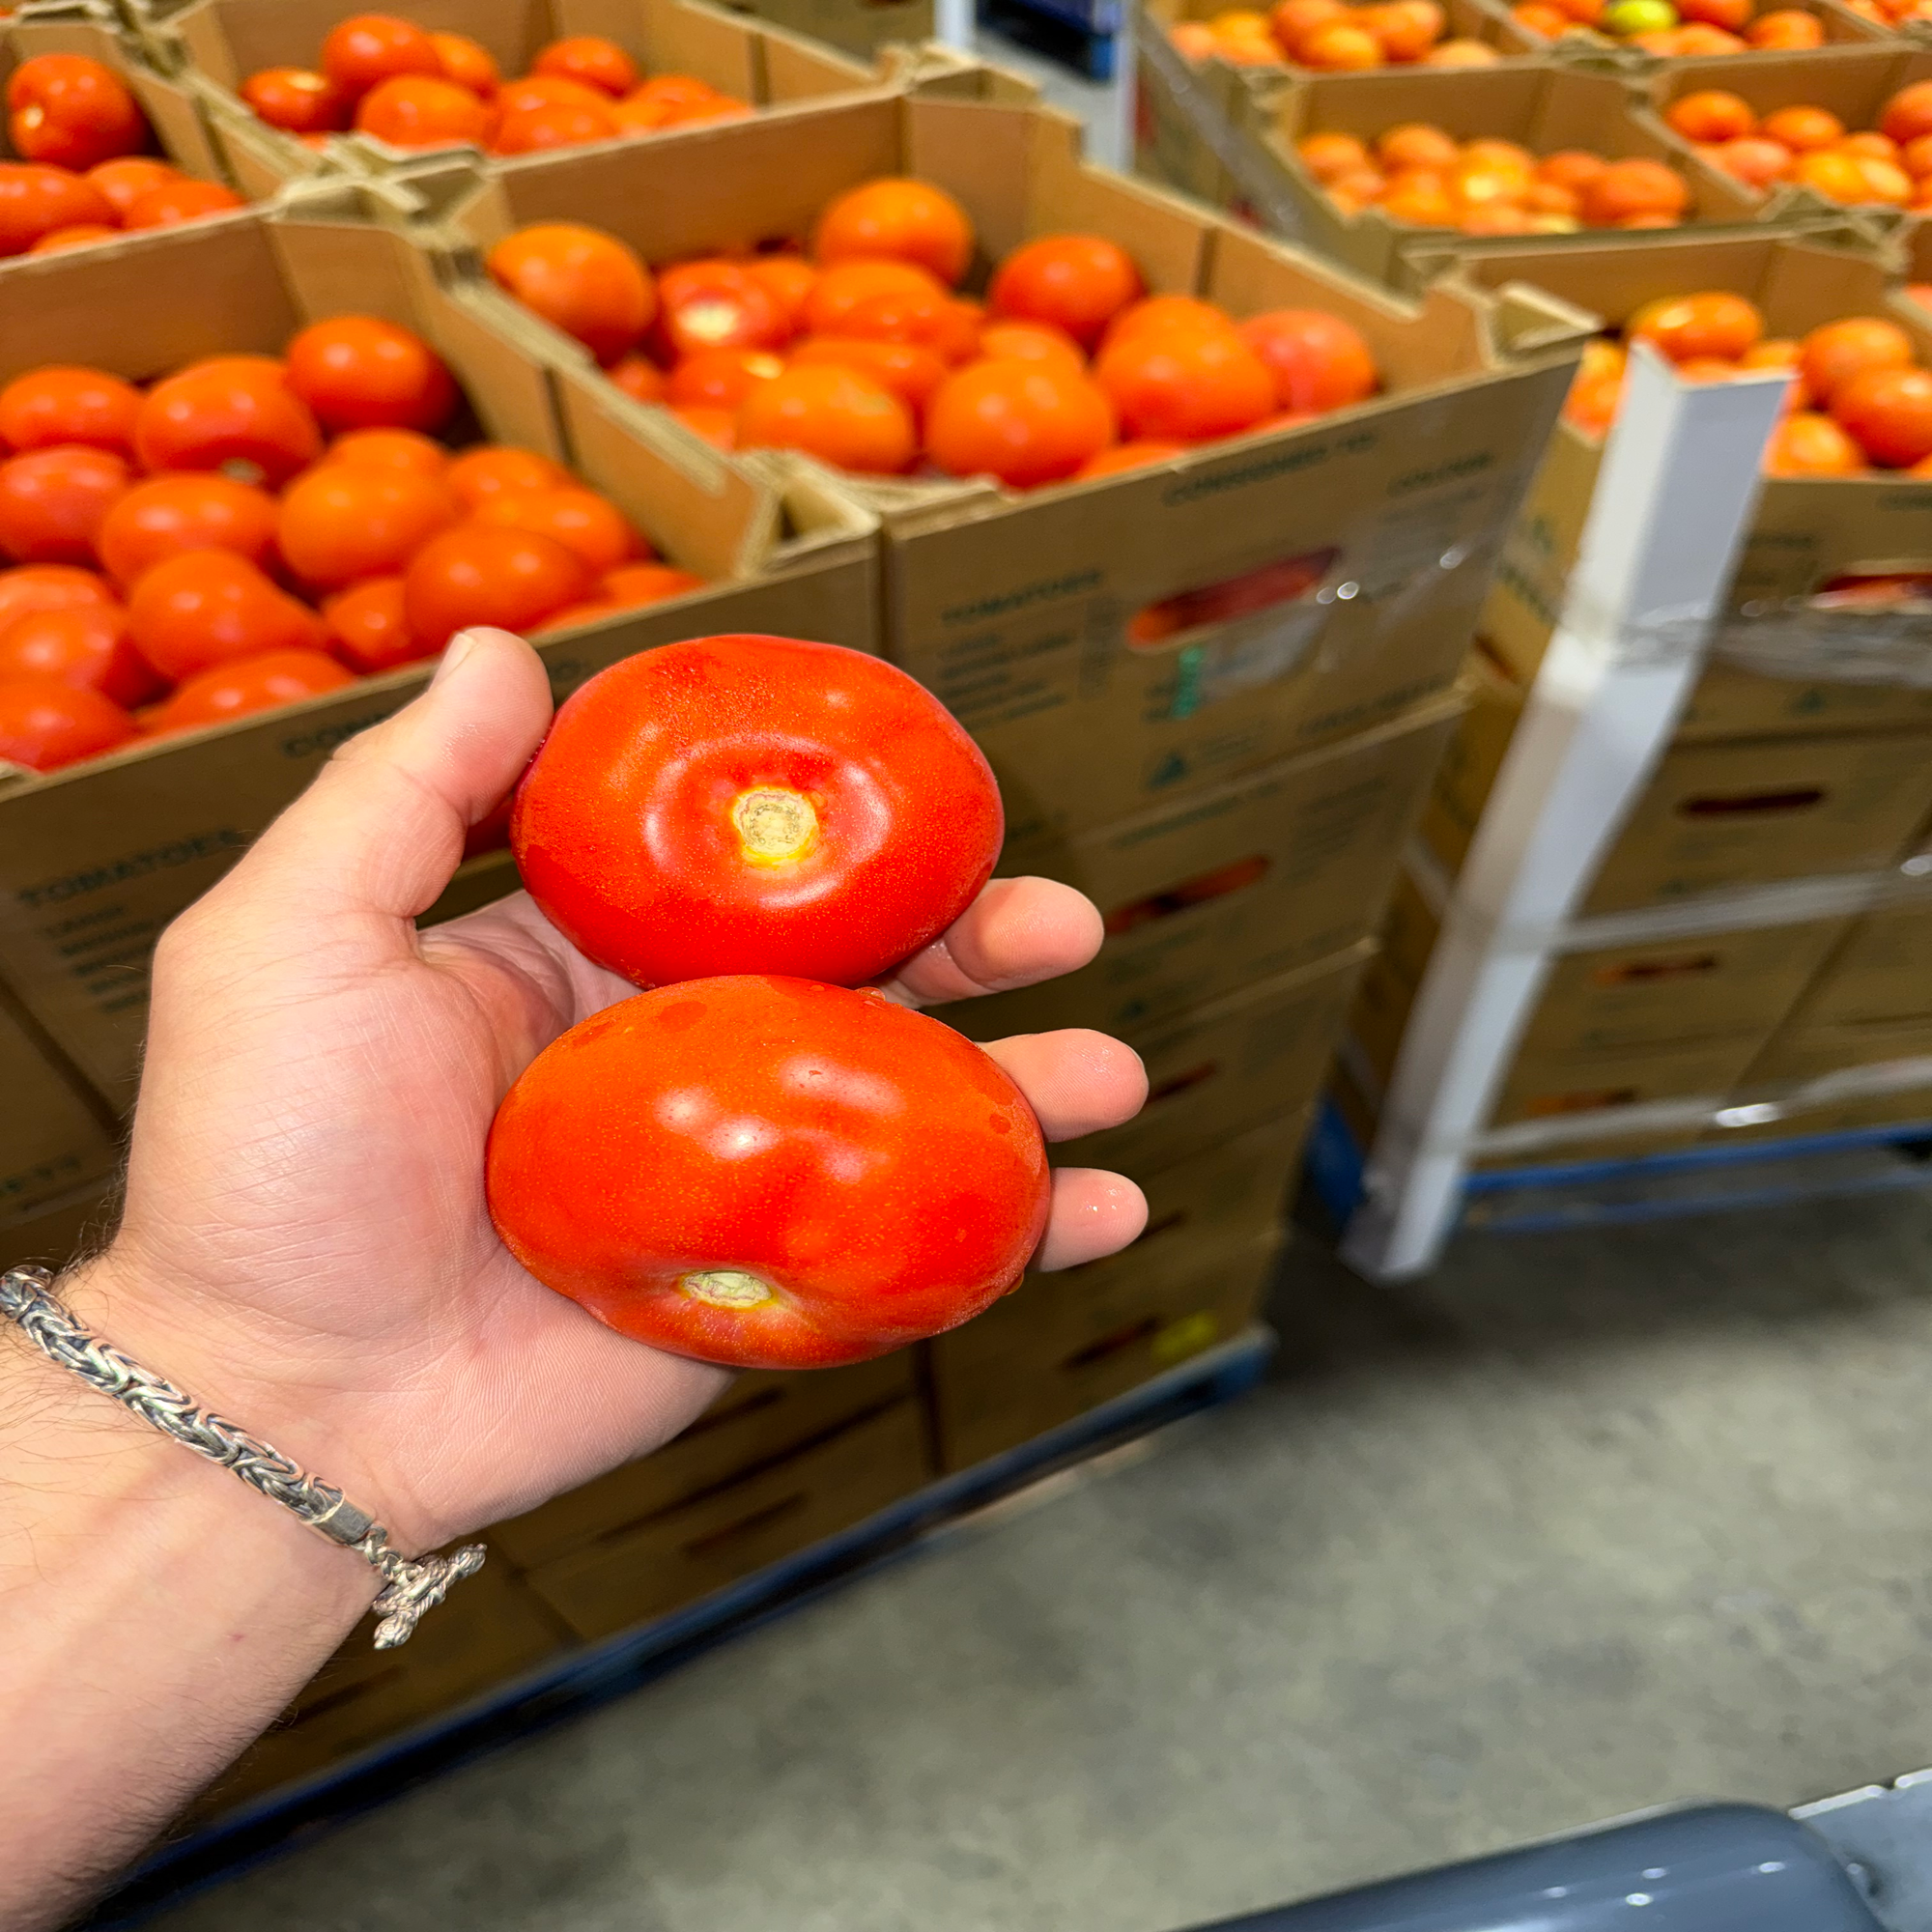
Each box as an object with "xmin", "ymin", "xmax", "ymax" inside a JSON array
[
  {"xmin": 355, "ymin": 74, "xmax": 492, "ymax": 148},
  {"xmin": 1378, "ymin": 168, "xmax": 1459, "ymax": 225},
  {"xmin": 1376, "ymin": 122, "xmax": 1460, "ymax": 171},
  {"xmin": 95, "ymin": 473, "xmax": 277, "ymax": 585},
  {"xmin": 1101, "ymin": 295, "xmax": 1235, "ymax": 349},
  {"xmin": 1629, "ymin": 292, "xmax": 1763, "ymax": 364},
  {"xmin": 0, "ymin": 601, "xmax": 159, "ymax": 707},
  {"xmin": 323, "ymin": 574, "xmax": 420, "ymax": 671},
  {"xmin": 812, "ymin": 178, "xmax": 976, "ymax": 287},
  {"xmin": 1744, "ymin": 8, "xmax": 1825, "ymax": 41},
  {"xmin": 1580, "ymin": 158, "xmax": 1689, "ymax": 226},
  {"xmin": 653, "ymin": 259, "xmax": 789, "ymax": 358},
  {"xmin": 744, "ymin": 255, "xmax": 818, "ymax": 331},
  {"xmin": 1764, "ymin": 410, "xmax": 1864, "ymax": 475},
  {"xmin": 1761, "ymin": 104, "xmax": 1843, "ymax": 152},
  {"xmin": 735, "ymin": 363, "xmax": 917, "ymax": 474},
  {"xmin": 1073, "ymin": 439, "xmax": 1188, "ymax": 479},
  {"xmin": 0, "ymin": 676, "xmax": 135, "ymax": 769},
  {"xmin": 285, "ymin": 315, "xmax": 459, "ymax": 433},
  {"xmin": 0, "ymin": 444, "xmax": 129, "ymax": 564},
  {"xmin": 976, "ymin": 320, "xmax": 1087, "ymax": 371},
  {"xmin": 319, "ymin": 425, "xmax": 449, "ymax": 475},
  {"xmin": 1240, "ymin": 308, "xmax": 1378, "ymax": 412},
  {"xmin": 1711, "ymin": 135, "xmax": 1793, "ymax": 187},
  {"xmin": 668, "ymin": 405, "xmax": 735, "ymax": 450},
  {"xmin": 85, "ymin": 156, "xmax": 182, "ymax": 217},
  {"xmin": 787, "ymin": 337, "xmax": 949, "ymax": 417},
  {"xmin": 240, "ymin": 67, "xmax": 354, "ymax": 134},
  {"xmin": 1365, "ymin": 0, "xmax": 1445, "ymax": 58},
  {"xmin": 468, "ymin": 487, "xmax": 644, "ymax": 573},
  {"xmin": 429, "ymin": 33, "xmax": 500, "ymax": 97},
  {"xmin": 1298, "ymin": 20, "xmax": 1383, "ymax": 65},
  {"xmin": 1297, "ymin": 130, "xmax": 1371, "ymax": 181},
  {"xmin": 1537, "ymin": 150, "xmax": 1608, "ymax": 193},
  {"xmin": 132, "ymin": 358, "xmax": 321, "ymax": 487},
  {"xmin": 1678, "ymin": 0, "xmax": 1751, "ymax": 24},
  {"xmin": 402, "ymin": 524, "xmax": 590, "ymax": 648},
  {"xmin": 1790, "ymin": 149, "xmax": 1875, "ymax": 203},
  {"xmin": 121, "ymin": 179, "xmax": 245, "ymax": 229},
  {"xmin": 26, "ymin": 223, "xmax": 117, "ymax": 255},
  {"xmin": 8, "ymin": 54, "xmax": 147, "ymax": 171},
  {"xmin": 602, "ymin": 560, "xmax": 705, "ymax": 606},
  {"xmin": 1832, "ymin": 366, "xmax": 1932, "ymax": 468},
  {"xmin": 1665, "ymin": 90, "xmax": 1755, "ymax": 144},
  {"xmin": 666, "ymin": 346, "xmax": 785, "ymax": 410},
  {"xmin": 1170, "ymin": 20, "xmax": 1222, "ymax": 56},
  {"xmin": 1271, "ymin": 0, "xmax": 1347, "ymax": 48},
  {"xmin": 800, "ymin": 258, "xmax": 947, "ymax": 337},
  {"xmin": 835, "ymin": 290, "xmax": 982, "ymax": 363},
  {"xmin": 276, "ymin": 464, "xmax": 459, "ymax": 589},
  {"xmin": 493, "ymin": 96, "xmax": 621, "ymax": 154},
  {"xmin": 987, "ymin": 234, "xmax": 1144, "ymax": 350},
  {"xmin": 1421, "ymin": 36, "xmax": 1501, "ymax": 59},
  {"xmin": 1671, "ymin": 23, "xmax": 1747, "ymax": 50},
  {"xmin": 0, "ymin": 563, "xmax": 115, "ymax": 632},
  {"xmin": 0, "ymin": 163, "xmax": 114, "ymax": 255},
  {"xmin": 142, "ymin": 649, "xmax": 354, "ymax": 735},
  {"xmin": 1801, "ymin": 316, "xmax": 1914, "ymax": 403},
  {"xmin": 128, "ymin": 550, "xmax": 327, "ymax": 679},
  {"xmin": 444, "ymin": 445, "xmax": 571, "ymax": 508},
  {"xmin": 1095, "ymin": 324, "xmax": 1275, "ymax": 440},
  {"xmin": 488, "ymin": 223, "xmax": 656, "ymax": 365},
  {"xmin": 1512, "ymin": 3, "xmax": 1571, "ymax": 33},
  {"xmin": 923, "ymin": 360, "xmax": 1116, "ymax": 488},
  {"xmin": 0, "ymin": 365, "xmax": 140, "ymax": 457},
  {"xmin": 1881, "ymin": 80, "xmax": 1932, "ymax": 147},
  {"xmin": 494, "ymin": 74, "xmax": 609, "ymax": 118},
  {"xmin": 609, "ymin": 352, "xmax": 668, "ymax": 403},
  {"xmin": 532, "ymin": 36, "xmax": 639, "ymax": 95},
  {"xmin": 321, "ymin": 14, "xmax": 443, "ymax": 96},
  {"xmin": 1563, "ymin": 341, "xmax": 1627, "ymax": 437}
]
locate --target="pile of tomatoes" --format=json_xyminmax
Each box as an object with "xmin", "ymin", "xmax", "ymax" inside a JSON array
[
  {"xmin": 484, "ymin": 179, "xmax": 1383, "ymax": 489},
  {"xmin": 1, "ymin": 54, "xmax": 243, "ymax": 258},
  {"xmin": 1669, "ymin": 81, "xmax": 1932, "ymax": 212},
  {"xmin": 237, "ymin": 12, "xmax": 746, "ymax": 154},
  {"xmin": 0, "ymin": 315, "xmax": 704, "ymax": 775},
  {"xmin": 1298, "ymin": 123, "xmax": 1693, "ymax": 231},
  {"xmin": 1511, "ymin": 0, "xmax": 1828, "ymax": 53},
  {"xmin": 1563, "ymin": 291, "xmax": 1932, "ymax": 476},
  {"xmin": 1167, "ymin": 1, "xmax": 1505, "ymax": 71},
  {"xmin": 1841, "ymin": 0, "xmax": 1932, "ymax": 31}
]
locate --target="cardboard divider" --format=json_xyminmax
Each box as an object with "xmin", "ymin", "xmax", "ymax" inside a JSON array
[
  {"xmin": 1436, "ymin": 230, "xmax": 1932, "ymax": 668},
  {"xmin": 0, "ymin": 193, "xmax": 877, "ymax": 1104},
  {"xmin": 1238, "ymin": 59, "xmax": 1768, "ymax": 289},
  {"xmin": 131, "ymin": 0, "xmax": 895, "ymax": 190},
  {"xmin": 427, "ymin": 87, "xmax": 1584, "ymax": 851}
]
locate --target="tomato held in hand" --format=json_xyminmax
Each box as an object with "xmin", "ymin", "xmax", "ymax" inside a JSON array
[
  {"xmin": 512, "ymin": 634, "xmax": 1002, "ymax": 988},
  {"xmin": 486, "ymin": 976, "xmax": 1050, "ymax": 1369}
]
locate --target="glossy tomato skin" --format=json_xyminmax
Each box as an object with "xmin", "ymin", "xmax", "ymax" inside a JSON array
[
  {"xmin": 512, "ymin": 634, "xmax": 1003, "ymax": 988},
  {"xmin": 485, "ymin": 976, "xmax": 1050, "ymax": 1368}
]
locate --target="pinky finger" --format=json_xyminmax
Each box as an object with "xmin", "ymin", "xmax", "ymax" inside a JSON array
[{"xmin": 1033, "ymin": 1167, "xmax": 1148, "ymax": 1272}]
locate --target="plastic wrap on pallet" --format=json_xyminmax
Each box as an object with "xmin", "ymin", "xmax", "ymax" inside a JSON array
[{"xmin": 1713, "ymin": 597, "xmax": 1932, "ymax": 690}]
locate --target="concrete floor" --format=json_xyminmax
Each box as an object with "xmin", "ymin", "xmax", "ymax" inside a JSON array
[{"xmin": 149, "ymin": 1182, "xmax": 1932, "ymax": 1932}]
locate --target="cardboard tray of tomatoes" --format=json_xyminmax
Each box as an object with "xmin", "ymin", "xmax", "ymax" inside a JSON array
[{"xmin": 0, "ymin": 181, "xmax": 878, "ymax": 1108}]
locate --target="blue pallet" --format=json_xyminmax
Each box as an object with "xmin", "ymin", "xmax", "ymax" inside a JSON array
[{"xmin": 84, "ymin": 1326, "xmax": 1276, "ymax": 1931}]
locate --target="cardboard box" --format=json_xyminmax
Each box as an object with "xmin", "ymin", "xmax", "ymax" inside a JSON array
[
  {"xmin": 517, "ymin": 1396, "xmax": 930, "ymax": 1640},
  {"xmin": 145, "ymin": 0, "xmax": 890, "ymax": 195},
  {"xmin": 1237, "ymin": 62, "xmax": 1762, "ymax": 291},
  {"xmin": 1791, "ymin": 902, "xmax": 1932, "ymax": 1028},
  {"xmin": 435, "ymin": 89, "xmax": 1587, "ymax": 846},
  {"xmin": 1447, "ymin": 230, "xmax": 1932, "ymax": 659},
  {"xmin": 1422, "ymin": 647, "xmax": 1932, "ymax": 910},
  {"xmin": 0, "ymin": 1181, "xmax": 115, "ymax": 1277},
  {"xmin": 945, "ymin": 1111, "xmax": 1308, "ymax": 1378},
  {"xmin": 928, "ymin": 1231, "xmax": 1279, "ymax": 1470},
  {"xmin": 936, "ymin": 694, "xmax": 1460, "ymax": 1042},
  {"xmin": 193, "ymin": 1558, "xmax": 573, "ymax": 1815},
  {"xmin": 489, "ymin": 1350, "xmax": 915, "ymax": 1568},
  {"xmin": 709, "ymin": 0, "xmax": 934, "ymax": 60},
  {"xmin": 0, "ymin": 7, "xmax": 238, "ymax": 208},
  {"xmin": 0, "ymin": 988, "xmax": 119, "ymax": 1229},
  {"xmin": 1134, "ymin": 0, "xmax": 1535, "ymax": 213},
  {"xmin": 1740, "ymin": 1010, "xmax": 1932, "ymax": 1087},
  {"xmin": 0, "ymin": 194, "xmax": 875, "ymax": 1103},
  {"xmin": 1049, "ymin": 943, "xmax": 1373, "ymax": 1177}
]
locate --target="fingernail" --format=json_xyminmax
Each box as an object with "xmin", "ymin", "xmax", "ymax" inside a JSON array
[{"xmin": 431, "ymin": 631, "xmax": 480, "ymax": 687}]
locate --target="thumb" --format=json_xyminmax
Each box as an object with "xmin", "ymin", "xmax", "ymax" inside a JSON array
[{"xmin": 216, "ymin": 627, "xmax": 552, "ymax": 926}]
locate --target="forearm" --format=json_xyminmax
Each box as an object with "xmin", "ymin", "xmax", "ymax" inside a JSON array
[{"xmin": 0, "ymin": 1262, "xmax": 376, "ymax": 1932}]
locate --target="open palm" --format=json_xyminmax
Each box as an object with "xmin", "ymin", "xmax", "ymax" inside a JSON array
[{"xmin": 82, "ymin": 628, "xmax": 1149, "ymax": 1555}]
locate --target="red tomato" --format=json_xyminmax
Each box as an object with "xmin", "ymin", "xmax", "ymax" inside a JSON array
[
  {"xmin": 484, "ymin": 976, "xmax": 1051, "ymax": 1369},
  {"xmin": 0, "ymin": 674, "xmax": 135, "ymax": 769},
  {"xmin": 511, "ymin": 634, "xmax": 1002, "ymax": 987},
  {"xmin": 0, "ymin": 443, "xmax": 129, "ymax": 563},
  {"xmin": 141, "ymin": 647, "xmax": 353, "ymax": 734},
  {"xmin": 0, "ymin": 603, "xmax": 162, "ymax": 707}
]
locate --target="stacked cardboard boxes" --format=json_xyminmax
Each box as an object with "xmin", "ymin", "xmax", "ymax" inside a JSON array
[{"xmin": 1341, "ymin": 228, "xmax": 1932, "ymax": 1173}]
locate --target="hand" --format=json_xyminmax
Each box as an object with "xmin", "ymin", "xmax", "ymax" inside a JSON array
[{"xmin": 77, "ymin": 628, "xmax": 1149, "ymax": 1556}]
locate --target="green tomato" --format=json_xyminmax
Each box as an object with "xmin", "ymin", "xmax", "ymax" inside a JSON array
[{"xmin": 1604, "ymin": 0, "xmax": 1678, "ymax": 30}]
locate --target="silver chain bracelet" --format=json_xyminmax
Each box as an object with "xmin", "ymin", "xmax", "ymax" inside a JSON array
[{"xmin": 1, "ymin": 1264, "xmax": 484, "ymax": 1649}]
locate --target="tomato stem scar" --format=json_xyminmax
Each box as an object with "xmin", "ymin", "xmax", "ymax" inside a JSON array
[
  {"xmin": 678, "ymin": 1268, "xmax": 778, "ymax": 1309},
  {"xmin": 731, "ymin": 786, "xmax": 817, "ymax": 865}
]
